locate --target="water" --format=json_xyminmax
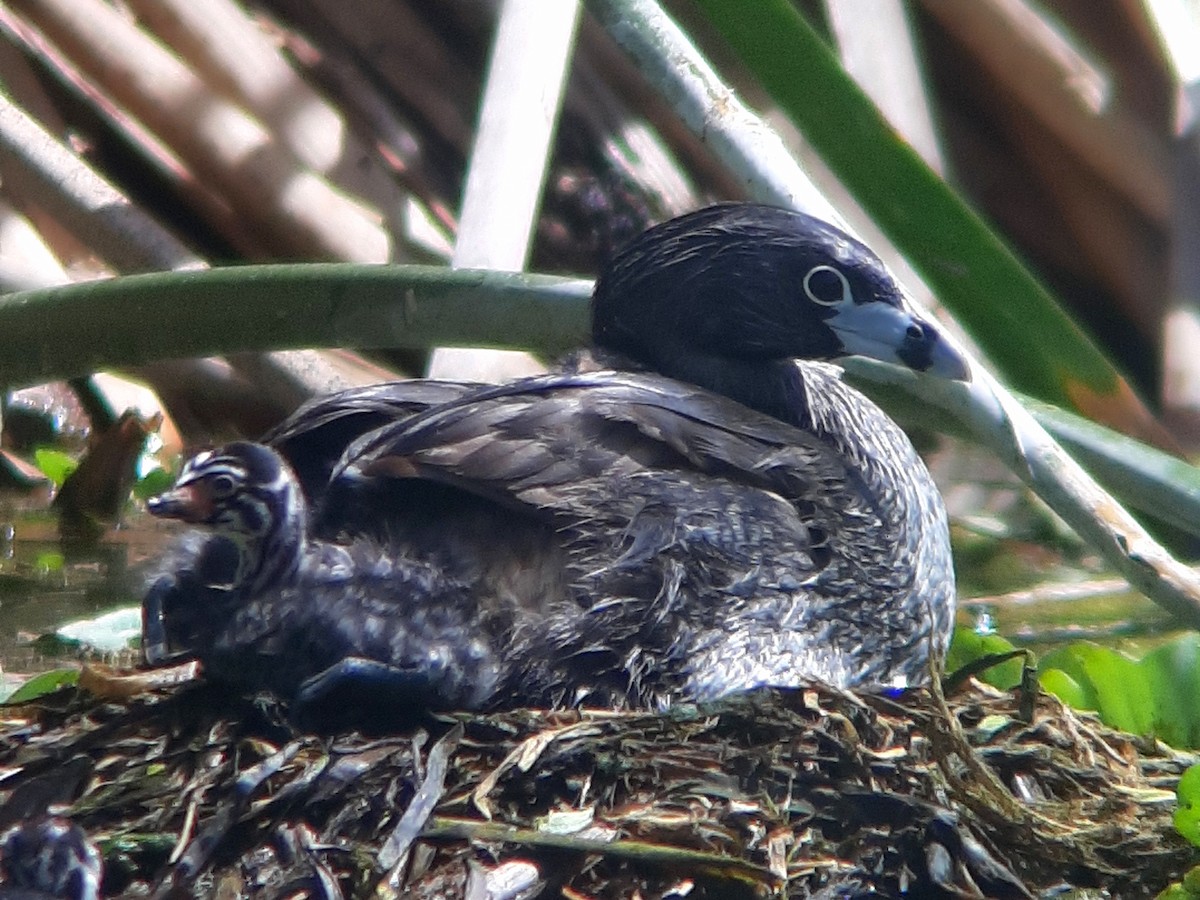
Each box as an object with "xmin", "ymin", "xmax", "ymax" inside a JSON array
[
  {"xmin": 961, "ymin": 583, "xmax": 1181, "ymax": 658},
  {"xmin": 0, "ymin": 504, "xmax": 169, "ymax": 681}
]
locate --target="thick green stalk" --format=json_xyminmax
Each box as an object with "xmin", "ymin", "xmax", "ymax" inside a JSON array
[{"xmin": 0, "ymin": 265, "xmax": 591, "ymax": 389}]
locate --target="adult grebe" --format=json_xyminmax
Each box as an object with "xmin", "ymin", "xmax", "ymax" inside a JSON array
[{"xmin": 144, "ymin": 203, "xmax": 967, "ymax": 723}]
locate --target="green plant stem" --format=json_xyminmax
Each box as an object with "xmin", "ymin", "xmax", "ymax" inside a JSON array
[{"xmin": 0, "ymin": 265, "xmax": 591, "ymax": 389}]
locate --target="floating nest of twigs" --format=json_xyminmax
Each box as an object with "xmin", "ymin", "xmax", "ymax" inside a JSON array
[{"xmin": 0, "ymin": 675, "xmax": 1193, "ymax": 899}]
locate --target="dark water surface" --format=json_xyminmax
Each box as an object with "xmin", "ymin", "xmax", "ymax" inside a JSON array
[{"xmin": 0, "ymin": 504, "xmax": 170, "ymax": 687}]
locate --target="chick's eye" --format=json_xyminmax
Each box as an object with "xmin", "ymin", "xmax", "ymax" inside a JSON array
[
  {"xmin": 803, "ymin": 265, "xmax": 851, "ymax": 307},
  {"xmin": 208, "ymin": 473, "xmax": 238, "ymax": 498}
]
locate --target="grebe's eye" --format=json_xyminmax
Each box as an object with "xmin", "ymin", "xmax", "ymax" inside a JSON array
[
  {"xmin": 802, "ymin": 265, "xmax": 852, "ymax": 307},
  {"xmin": 208, "ymin": 473, "xmax": 238, "ymax": 499}
]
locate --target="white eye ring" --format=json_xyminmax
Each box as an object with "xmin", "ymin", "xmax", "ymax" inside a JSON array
[
  {"xmin": 208, "ymin": 473, "xmax": 238, "ymax": 499},
  {"xmin": 803, "ymin": 265, "xmax": 852, "ymax": 307}
]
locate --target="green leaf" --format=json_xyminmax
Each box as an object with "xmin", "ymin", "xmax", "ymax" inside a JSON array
[
  {"xmin": 1177, "ymin": 765, "xmax": 1200, "ymax": 848},
  {"xmin": 1186, "ymin": 864, "xmax": 1200, "ymax": 894},
  {"xmin": 33, "ymin": 551, "xmax": 65, "ymax": 574},
  {"xmin": 949, "ymin": 630, "xmax": 1200, "ymax": 748},
  {"xmin": 1141, "ymin": 634, "xmax": 1200, "ymax": 749},
  {"xmin": 1038, "ymin": 668, "xmax": 1091, "ymax": 712},
  {"xmin": 1157, "ymin": 884, "xmax": 1195, "ymax": 900},
  {"xmin": 1038, "ymin": 646, "xmax": 1101, "ymax": 712},
  {"xmin": 1035, "ymin": 634, "xmax": 1200, "ymax": 748},
  {"xmin": 33, "ymin": 447, "xmax": 77, "ymax": 487},
  {"xmin": 1039, "ymin": 643, "xmax": 1154, "ymax": 735},
  {"xmin": 4, "ymin": 668, "xmax": 79, "ymax": 704},
  {"xmin": 945, "ymin": 628, "xmax": 1024, "ymax": 689}
]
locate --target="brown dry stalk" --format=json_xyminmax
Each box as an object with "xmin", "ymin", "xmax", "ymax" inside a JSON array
[{"xmin": 10, "ymin": 0, "xmax": 390, "ymax": 262}]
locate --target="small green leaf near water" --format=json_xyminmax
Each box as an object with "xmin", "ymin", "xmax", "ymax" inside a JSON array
[
  {"xmin": 1141, "ymin": 634, "xmax": 1200, "ymax": 749},
  {"xmin": 1038, "ymin": 668, "xmax": 1092, "ymax": 711},
  {"xmin": 1158, "ymin": 884, "xmax": 1194, "ymax": 900},
  {"xmin": 33, "ymin": 447, "xmax": 78, "ymax": 487},
  {"xmin": 946, "ymin": 629, "xmax": 1024, "ymax": 689},
  {"xmin": 1176, "ymin": 766, "xmax": 1200, "ymax": 848},
  {"xmin": 1038, "ymin": 635, "xmax": 1200, "ymax": 747},
  {"xmin": 951, "ymin": 629, "xmax": 1200, "ymax": 749},
  {"xmin": 1039, "ymin": 643, "xmax": 1155, "ymax": 735},
  {"xmin": 4, "ymin": 667, "xmax": 79, "ymax": 704},
  {"xmin": 34, "ymin": 551, "xmax": 65, "ymax": 574}
]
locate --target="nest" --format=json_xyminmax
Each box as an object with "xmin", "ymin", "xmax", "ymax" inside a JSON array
[{"xmin": 0, "ymin": 675, "xmax": 1193, "ymax": 899}]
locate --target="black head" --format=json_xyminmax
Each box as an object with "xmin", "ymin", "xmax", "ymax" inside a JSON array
[
  {"xmin": 148, "ymin": 442, "xmax": 296, "ymax": 535},
  {"xmin": 592, "ymin": 203, "xmax": 968, "ymax": 383},
  {"xmin": 149, "ymin": 442, "xmax": 308, "ymax": 596},
  {"xmin": 148, "ymin": 441, "xmax": 291, "ymax": 532}
]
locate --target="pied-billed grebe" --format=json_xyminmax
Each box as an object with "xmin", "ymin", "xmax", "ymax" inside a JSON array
[
  {"xmin": 145, "ymin": 441, "xmax": 499, "ymax": 716},
  {"xmin": 144, "ymin": 203, "xmax": 968, "ymax": 722}
]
